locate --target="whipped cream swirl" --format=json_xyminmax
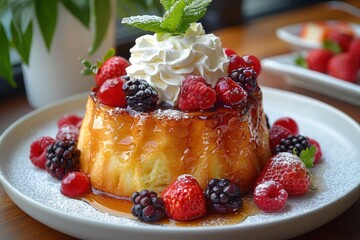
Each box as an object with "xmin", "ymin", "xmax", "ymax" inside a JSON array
[{"xmin": 126, "ymin": 23, "xmax": 229, "ymax": 106}]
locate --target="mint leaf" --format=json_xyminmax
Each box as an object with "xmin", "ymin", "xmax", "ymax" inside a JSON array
[
  {"xmin": 122, "ymin": 15, "xmax": 163, "ymax": 32},
  {"xmin": 88, "ymin": 0, "xmax": 111, "ymax": 55},
  {"xmin": 299, "ymin": 146, "xmax": 316, "ymax": 168},
  {"xmin": 0, "ymin": 23, "xmax": 16, "ymax": 87},
  {"xmin": 179, "ymin": 0, "xmax": 211, "ymax": 33},
  {"xmin": 160, "ymin": 0, "xmax": 178, "ymax": 11},
  {"xmin": 35, "ymin": 0, "xmax": 57, "ymax": 51},
  {"xmin": 161, "ymin": 0, "xmax": 186, "ymax": 33}
]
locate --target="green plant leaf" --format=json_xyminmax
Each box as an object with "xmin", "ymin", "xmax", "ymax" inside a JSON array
[
  {"xmin": 294, "ymin": 54, "xmax": 308, "ymax": 68},
  {"xmin": 0, "ymin": 23, "xmax": 16, "ymax": 87},
  {"xmin": 121, "ymin": 15, "xmax": 163, "ymax": 32},
  {"xmin": 0, "ymin": 0, "xmax": 9, "ymax": 17},
  {"xmin": 323, "ymin": 40, "xmax": 342, "ymax": 53},
  {"xmin": 88, "ymin": 0, "xmax": 111, "ymax": 55},
  {"xmin": 9, "ymin": 0, "xmax": 34, "ymax": 33},
  {"xmin": 161, "ymin": 0, "xmax": 186, "ymax": 33},
  {"xmin": 61, "ymin": 0, "xmax": 90, "ymax": 28},
  {"xmin": 11, "ymin": 20, "xmax": 32, "ymax": 65},
  {"xmin": 35, "ymin": 0, "xmax": 57, "ymax": 51}
]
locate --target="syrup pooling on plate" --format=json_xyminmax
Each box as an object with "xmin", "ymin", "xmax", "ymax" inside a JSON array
[
  {"xmin": 78, "ymin": 88, "xmax": 270, "ymax": 198},
  {"xmin": 81, "ymin": 188, "xmax": 259, "ymax": 226}
]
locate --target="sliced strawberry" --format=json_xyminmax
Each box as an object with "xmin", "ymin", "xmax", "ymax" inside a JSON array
[
  {"xmin": 29, "ymin": 136, "xmax": 55, "ymax": 169},
  {"xmin": 161, "ymin": 174, "xmax": 206, "ymax": 221}
]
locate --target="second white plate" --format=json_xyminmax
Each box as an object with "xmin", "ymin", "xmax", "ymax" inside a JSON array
[{"xmin": 261, "ymin": 53, "xmax": 360, "ymax": 106}]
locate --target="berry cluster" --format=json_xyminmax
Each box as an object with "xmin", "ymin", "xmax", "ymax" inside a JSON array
[
  {"xmin": 131, "ymin": 190, "xmax": 166, "ymax": 222},
  {"xmin": 81, "ymin": 47, "xmax": 263, "ymax": 112},
  {"xmin": 296, "ymin": 22, "xmax": 360, "ymax": 83},
  {"xmin": 253, "ymin": 116, "xmax": 323, "ymax": 212},
  {"xmin": 29, "ymin": 114, "xmax": 91, "ymax": 197}
]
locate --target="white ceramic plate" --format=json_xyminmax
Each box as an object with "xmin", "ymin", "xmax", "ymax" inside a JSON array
[
  {"xmin": 0, "ymin": 88, "xmax": 359, "ymax": 240},
  {"xmin": 276, "ymin": 21, "xmax": 360, "ymax": 51},
  {"xmin": 261, "ymin": 53, "xmax": 360, "ymax": 106}
]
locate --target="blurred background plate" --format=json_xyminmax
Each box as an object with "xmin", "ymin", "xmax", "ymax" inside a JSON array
[{"xmin": 261, "ymin": 52, "xmax": 360, "ymax": 106}]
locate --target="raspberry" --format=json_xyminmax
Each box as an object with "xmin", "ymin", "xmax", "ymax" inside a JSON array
[
  {"xmin": 229, "ymin": 67, "xmax": 258, "ymax": 94},
  {"xmin": 61, "ymin": 171, "xmax": 91, "ymax": 197},
  {"xmin": 131, "ymin": 189, "xmax": 166, "ymax": 222},
  {"xmin": 178, "ymin": 74, "xmax": 216, "ymax": 111},
  {"xmin": 122, "ymin": 78, "xmax": 159, "ymax": 112},
  {"xmin": 29, "ymin": 136, "xmax": 56, "ymax": 169},
  {"xmin": 273, "ymin": 117, "xmax": 299, "ymax": 135},
  {"xmin": 57, "ymin": 114, "xmax": 83, "ymax": 129},
  {"xmin": 308, "ymin": 138, "xmax": 322, "ymax": 164},
  {"xmin": 253, "ymin": 180, "xmax": 288, "ymax": 213},
  {"xmin": 98, "ymin": 77, "xmax": 127, "ymax": 107},
  {"xmin": 215, "ymin": 77, "xmax": 248, "ymax": 107},
  {"xmin": 269, "ymin": 125, "xmax": 293, "ymax": 154},
  {"xmin": 56, "ymin": 124, "xmax": 79, "ymax": 142},
  {"xmin": 45, "ymin": 140, "xmax": 81, "ymax": 180},
  {"xmin": 205, "ymin": 178, "xmax": 242, "ymax": 214}
]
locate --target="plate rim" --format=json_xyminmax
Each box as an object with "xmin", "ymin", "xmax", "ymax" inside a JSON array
[{"xmin": 0, "ymin": 87, "xmax": 359, "ymax": 240}]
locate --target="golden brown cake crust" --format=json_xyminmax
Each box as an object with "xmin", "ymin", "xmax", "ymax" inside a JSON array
[{"xmin": 78, "ymin": 91, "xmax": 271, "ymax": 197}]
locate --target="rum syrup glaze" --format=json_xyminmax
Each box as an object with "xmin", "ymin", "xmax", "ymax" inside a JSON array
[{"xmin": 81, "ymin": 189, "xmax": 260, "ymax": 227}]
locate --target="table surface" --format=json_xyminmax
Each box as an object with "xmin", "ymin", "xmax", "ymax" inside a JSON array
[{"xmin": 1, "ymin": 1, "xmax": 360, "ymax": 239}]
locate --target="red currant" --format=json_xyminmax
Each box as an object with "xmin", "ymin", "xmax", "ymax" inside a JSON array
[
  {"xmin": 228, "ymin": 54, "xmax": 246, "ymax": 74},
  {"xmin": 61, "ymin": 172, "xmax": 91, "ymax": 197},
  {"xmin": 224, "ymin": 48, "xmax": 237, "ymax": 57},
  {"xmin": 98, "ymin": 77, "xmax": 127, "ymax": 107},
  {"xmin": 242, "ymin": 54, "xmax": 262, "ymax": 75},
  {"xmin": 273, "ymin": 117, "xmax": 299, "ymax": 135}
]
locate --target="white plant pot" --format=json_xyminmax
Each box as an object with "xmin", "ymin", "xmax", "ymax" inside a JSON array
[{"xmin": 22, "ymin": 3, "xmax": 115, "ymax": 108}]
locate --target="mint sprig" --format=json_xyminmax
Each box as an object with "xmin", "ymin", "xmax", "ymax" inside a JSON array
[{"xmin": 121, "ymin": 0, "xmax": 212, "ymax": 35}]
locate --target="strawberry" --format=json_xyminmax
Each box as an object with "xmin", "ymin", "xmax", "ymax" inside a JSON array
[
  {"xmin": 295, "ymin": 49, "xmax": 334, "ymax": 73},
  {"xmin": 81, "ymin": 48, "xmax": 130, "ymax": 87},
  {"xmin": 29, "ymin": 136, "xmax": 56, "ymax": 169},
  {"xmin": 325, "ymin": 29, "xmax": 354, "ymax": 52},
  {"xmin": 161, "ymin": 174, "xmax": 206, "ymax": 221},
  {"xmin": 273, "ymin": 117, "xmax": 299, "ymax": 135},
  {"xmin": 349, "ymin": 38, "xmax": 360, "ymax": 68},
  {"xmin": 98, "ymin": 77, "xmax": 127, "ymax": 107},
  {"xmin": 178, "ymin": 74, "xmax": 216, "ymax": 111},
  {"xmin": 269, "ymin": 125, "xmax": 293, "ymax": 154},
  {"xmin": 255, "ymin": 148, "xmax": 316, "ymax": 196},
  {"xmin": 223, "ymin": 48, "xmax": 237, "ymax": 57},
  {"xmin": 307, "ymin": 49, "xmax": 334, "ymax": 73},
  {"xmin": 253, "ymin": 180, "xmax": 288, "ymax": 213},
  {"xmin": 215, "ymin": 77, "xmax": 248, "ymax": 106},
  {"xmin": 57, "ymin": 114, "xmax": 83, "ymax": 129},
  {"xmin": 327, "ymin": 53, "xmax": 359, "ymax": 83}
]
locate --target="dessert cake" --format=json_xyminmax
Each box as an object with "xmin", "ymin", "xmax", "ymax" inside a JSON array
[{"xmin": 77, "ymin": 1, "xmax": 271, "ymax": 198}]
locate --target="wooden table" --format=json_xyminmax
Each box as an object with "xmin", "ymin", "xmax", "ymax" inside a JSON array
[{"xmin": 1, "ymin": 1, "xmax": 359, "ymax": 239}]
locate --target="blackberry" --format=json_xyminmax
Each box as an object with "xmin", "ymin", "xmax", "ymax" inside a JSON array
[
  {"xmin": 230, "ymin": 67, "xmax": 258, "ymax": 94},
  {"xmin": 275, "ymin": 134, "xmax": 312, "ymax": 156},
  {"xmin": 122, "ymin": 78, "xmax": 158, "ymax": 112},
  {"xmin": 205, "ymin": 178, "xmax": 242, "ymax": 214},
  {"xmin": 131, "ymin": 189, "xmax": 166, "ymax": 222},
  {"xmin": 45, "ymin": 140, "xmax": 80, "ymax": 180}
]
